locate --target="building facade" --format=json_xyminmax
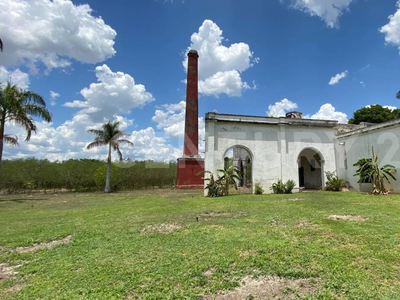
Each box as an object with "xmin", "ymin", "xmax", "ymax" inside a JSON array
[{"xmin": 204, "ymin": 112, "xmax": 400, "ymax": 194}]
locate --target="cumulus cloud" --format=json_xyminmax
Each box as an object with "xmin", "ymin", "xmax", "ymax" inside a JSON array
[
  {"xmin": 380, "ymin": 1, "xmax": 400, "ymax": 55},
  {"xmin": 267, "ymin": 98, "xmax": 298, "ymax": 117},
  {"xmin": 64, "ymin": 64, "xmax": 154, "ymax": 122},
  {"xmin": 309, "ymin": 103, "xmax": 348, "ymax": 123},
  {"xmin": 0, "ymin": 67, "xmax": 30, "ymax": 89},
  {"xmin": 3, "ymin": 65, "xmax": 178, "ymax": 162},
  {"xmin": 329, "ymin": 70, "xmax": 348, "ymax": 85},
  {"xmin": 151, "ymin": 101, "xmax": 205, "ymax": 154},
  {"xmin": 183, "ymin": 19, "xmax": 257, "ymax": 97},
  {"xmin": 49, "ymin": 90, "xmax": 60, "ymax": 106},
  {"xmin": 3, "ymin": 113, "xmax": 180, "ymax": 162},
  {"xmin": 285, "ymin": 0, "xmax": 354, "ymax": 28},
  {"xmin": 0, "ymin": 0, "xmax": 116, "ymax": 72}
]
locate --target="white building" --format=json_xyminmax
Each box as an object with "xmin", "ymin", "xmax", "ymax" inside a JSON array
[{"xmin": 204, "ymin": 112, "xmax": 400, "ymax": 194}]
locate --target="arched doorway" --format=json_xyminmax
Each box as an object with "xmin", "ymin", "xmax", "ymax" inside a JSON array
[
  {"xmin": 224, "ymin": 146, "xmax": 253, "ymax": 194},
  {"xmin": 298, "ymin": 148, "xmax": 324, "ymax": 190}
]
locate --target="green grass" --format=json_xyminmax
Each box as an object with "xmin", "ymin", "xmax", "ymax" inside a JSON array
[{"xmin": 1, "ymin": 190, "xmax": 400, "ymax": 299}]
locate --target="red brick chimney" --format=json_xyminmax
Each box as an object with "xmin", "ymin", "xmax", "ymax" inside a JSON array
[
  {"xmin": 183, "ymin": 50, "xmax": 199, "ymax": 156},
  {"xmin": 176, "ymin": 49, "xmax": 204, "ymax": 189}
]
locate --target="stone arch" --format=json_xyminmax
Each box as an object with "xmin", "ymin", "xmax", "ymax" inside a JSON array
[
  {"xmin": 223, "ymin": 145, "xmax": 253, "ymax": 193},
  {"xmin": 297, "ymin": 147, "xmax": 325, "ymax": 189}
]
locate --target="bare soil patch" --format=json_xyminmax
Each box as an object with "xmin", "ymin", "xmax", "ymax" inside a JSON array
[
  {"xmin": 200, "ymin": 212, "xmax": 247, "ymax": 219},
  {"xmin": 141, "ymin": 223, "xmax": 182, "ymax": 234},
  {"xmin": 287, "ymin": 198, "xmax": 302, "ymax": 201},
  {"xmin": 0, "ymin": 263, "xmax": 22, "ymax": 282},
  {"xmin": 203, "ymin": 268, "xmax": 215, "ymax": 277},
  {"xmin": 204, "ymin": 275, "xmax": 318, "ymax": 300},
  {"xmin": 295, "ymin": 220, "xmax": 311, "ymax": 227},
  {"xmin": 239, "ymin": 250, "xmax": 257, "ymax": 258},
  {"xmin": 4, "ymin": 284, "xmax": 24, "ymax": 294},
  {"xmin": 13, "ymin": 235, "xmax": 73, "ymax": 253},
  {"xmin": 328, "ymin": 215, "xmax": 369, "ymax": 222}
]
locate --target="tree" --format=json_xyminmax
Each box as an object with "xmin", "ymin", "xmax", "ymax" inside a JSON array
[
  {"xmin": 0, "ymin": 82, "xmax": 52, "ymax": 170},
  {"xmin": 87, "ymin": 121, "xmax": 133, "ymax": 193},
  {"xmin": 348, "ymin": 105, "xmax": 400, "ymax": 124},
  {"xmin": 396, "ymin": 91, "xmax": 400, "ymax": 100},
  {"xmin": 353, "ymin": 147, "xmax": 397, "ymax": 195}
]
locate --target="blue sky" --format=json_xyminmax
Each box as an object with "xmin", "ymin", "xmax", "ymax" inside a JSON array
[{"xmin": 1, "ymin": 0, "xmax": 400, "ymax": 161}]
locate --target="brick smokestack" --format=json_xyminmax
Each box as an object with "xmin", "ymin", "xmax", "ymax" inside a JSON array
[
  {"xmin": 176, "ymin": 49, "xmax": 204, "ymax": 189},
  {"xmin": 183, "ymin": 49, "xmax": 199, "ymax": 157}
]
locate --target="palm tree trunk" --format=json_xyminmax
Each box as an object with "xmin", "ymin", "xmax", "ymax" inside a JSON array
[
  {"xmin": 105, "ymin": 143, "xmax": 112, "ymax": 193},
  {"xmin": 0, "ymin": 118, "xmax": 5, "ymax": 174}
]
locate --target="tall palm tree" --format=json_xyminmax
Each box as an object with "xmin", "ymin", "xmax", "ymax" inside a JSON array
[
  {"xmin": 87, "ymin": 121, "xmax": 133, "ymax": 193},
  {"xmin": 0, "ymin": 82, "xmax": 52, "ymax": 169}
]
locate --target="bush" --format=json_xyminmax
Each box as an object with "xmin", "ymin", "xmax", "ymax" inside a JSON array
[
  {"xmin": 271, "ymin": 179, "xmax": 296, "ymax": 194},
  {"xmin": 254, "ymin": 183, "xmax": 264, "ymax": 195},
  {"xmin": 285, "ymin": 180, "xmax": 295, "ymax": 194},
  {"xmin": 325, "ymin": 171, "xmax": 344, "ymax": 191}
]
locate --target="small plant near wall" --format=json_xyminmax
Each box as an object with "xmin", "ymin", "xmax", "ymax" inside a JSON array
[
  {"xmin": 353, "ymin": 147, "xmax": 397, "ymax": 195},
  {"xmin": 325, "ymin": 171, "xmax": 345, "ymax": 191},
  {"xmin": 202, "ymin": 166, "xmax": 242, "ymax": 197},
  {"xmin": 254, "ymin": 183, "xmax": 264, "ymax": 195},
  {"xmin": 271, "ymin": 180, "xmax": 296, "ymax": 194}
]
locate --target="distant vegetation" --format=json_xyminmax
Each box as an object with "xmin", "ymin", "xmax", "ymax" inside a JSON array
[
  {"xmin": 0, "ymin": 158, "xmax": 177, "ymax": 193},
  {"xmin": 349, "ymin": 104, "xmax": 400, "ymax": 124}
]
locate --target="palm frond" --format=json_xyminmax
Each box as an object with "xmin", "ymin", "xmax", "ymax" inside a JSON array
[
  {"xmin": 86, "ymin": 141, "xmax": 107, "ymax": 150},
  {"xmin": 3, "ymin": 134, "xmax": 18, "ymax": 146},
  {"xmin": 116, "ymin": 139, "xmax": 134, "ymax": 147}
]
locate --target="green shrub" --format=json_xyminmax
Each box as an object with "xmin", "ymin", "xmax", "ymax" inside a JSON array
[
  {"xmin": 271, "ymin": 179, "xmax": 295, "ymax": 194},
  {"xmin": 285, "ymin": 180, "xmax": 295, "ymax": 194},
  {"xmin": 254, "ymin": 182, "xmax": 264, "ymax": 195},
  {"xmin": 325, "ymin": 171, "xmax": 344, "ymax": 191}
]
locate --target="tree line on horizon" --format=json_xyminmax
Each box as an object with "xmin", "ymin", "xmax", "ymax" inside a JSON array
[{"xmin": 0, "ymin": 158, "xmax": 177, "ymax": 193}]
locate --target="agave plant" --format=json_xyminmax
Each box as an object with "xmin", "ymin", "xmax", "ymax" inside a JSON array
[{"xmin": 354, "ymin": 147, "xmax": 397, "ymax": 194}]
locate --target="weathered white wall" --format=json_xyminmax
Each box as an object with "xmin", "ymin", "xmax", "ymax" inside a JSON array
[
  {"xmin": 335, "ymin": 121, "xmax": 400, "ymax": 193},
  {"xmin": 205, "ymin": 115, "xmax": 337, "ymax": 194}
]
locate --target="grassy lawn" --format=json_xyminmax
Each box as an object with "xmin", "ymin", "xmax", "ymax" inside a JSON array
[{"xmin": 1, "ymin": 190, "xmax": 400, "ymax": 299}]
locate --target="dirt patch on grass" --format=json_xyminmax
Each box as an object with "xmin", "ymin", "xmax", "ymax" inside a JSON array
[
  {"xmin": 13, "ymin": 235, "xmax": 73, "ymax": 253},
  {"xmin": 295, "ymin": 220, "xmax": 315, "ymax": 227},
  {"xmin": 141, "ymin": 223, "xmax": 182, "ymax": 234},
  {"xmin": 204, "ymin": 275, "xmax": 318, "ymax": 300},
  {"xmin": 239, "ymin": 250, "xmax": 257, "ymax": 258},
  {"xmin": 328, "ymin": 215, "xmax": 369, "ymax": 222},
  {"xmin": 200, "ymin": 212, "xmax": 247, "ymax": 219},
  {"xmin": 203, "ymin": 268, "xmax": 215, "ymax": 277},
  {"xmin": 0, "ymin": 263, "xmax": 22, "ymax": 282},
  {"xmin": 288, "ymin": 198, "xmax": 302, "ymax": 201},
  {"xmin": 4, "ymin": 284, "xmax": 24, "ymax": 294}
]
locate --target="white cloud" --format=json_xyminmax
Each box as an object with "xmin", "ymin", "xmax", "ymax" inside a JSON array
[
  {"xmin": 0, "ymin": 0, "xmax": 116, "ymax": 72},
  {"xmin": 329, "ymin": 70, "xmax": 348, "ymax": 85},
  {"xmin": 151, "ymin": 101, "xmax": 205, "ymax": 155},
  {"xmin": 49, "ymin": 90, "xmax": 60, "ymax": 106},
  {"xmin": 64, "ymin": 64, "xmax": 154, "ymax": 122},
  {"xmin": 384, "ymin": 105, "xmax": 398, "ymax": 111},
  {"xmin": 309, "ymin": 103, "xmax": 348, "ymax": 123},
  {"xmin": 3, "ymin": 65, "xmax": 177, "ymax": 162},
  {"xmin": 286, "ymin": 0, "xmax": 354, "ymax": 28},
  {"xmin": 183, "ymin": 19, "xmax": 257, "ymax": 97},
  {"xmin": 0, "ymin": 67, "xmax": 30, "ymax": 90},
  {"xmin": 380, "ymin": 1, "xmax": 400, "ymax": 55},
  {"xmin": 267, "ymin": 98, "xmax": 298, "ymax": 117}
]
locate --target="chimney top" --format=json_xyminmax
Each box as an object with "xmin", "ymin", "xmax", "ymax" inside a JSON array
[{"xmin": 188, "ymin": 49, "xmax": 199, "ymax": 57}]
